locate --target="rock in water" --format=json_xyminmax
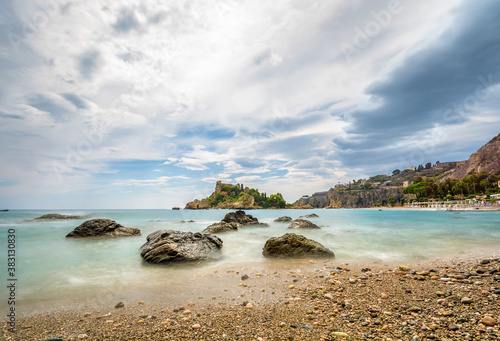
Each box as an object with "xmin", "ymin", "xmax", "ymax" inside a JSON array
[
  {"xmin": 140, "ymin": 230, "xmax": 223, "ymax": 263},
  {"xmin": 202, "ymin": 222, "xmax": 238, "ymax": 234},
  {"xmin": 222, "ymin": 210, "xmax": 268, "ymax": 226},
  {"xmin": 274, "ymin": 216, "xmax": 293, "ymax": 222},
  {"xmin": 298, "ymin": 213, "xmax": 319, "ymax": 218},
  {"xmin": 202, "ymin": 210, "xmax": 267, "ymax": 233},
  {"xmin": 262, "ymin": 233, "xmax": 334, "ymax": 258},
  {"xmin": 35, "ymin": 213, "xmax": 85, "ymax": 220},
  {"xmin": 66, "ymin": 219, "xmax": 141, "ymax": 238},
  {"xmin": 287, "ymin": 219, "xmax": 320, "ymax": 229}
]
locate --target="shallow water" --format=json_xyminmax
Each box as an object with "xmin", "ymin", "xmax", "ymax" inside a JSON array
[{"xmin": 0, "ymin": 208, "xmax": 499, "ymax": 312}]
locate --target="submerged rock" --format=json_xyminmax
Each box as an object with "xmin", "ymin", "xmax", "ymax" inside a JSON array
[
  {"xmin": 287, "ymin": 219, "xmax": 320, "ymax": 229},
  {"xmin": 203, "ymin": 222, "xmax": 238, "ymax": 234},
  {"xmin": 262, "ymin": 233, "xmax": 334, "ymax": 258},
  {"xmin": 298, "ymin": 213, "xmax": 319, "ymax": 218},
  {"xmin": 274, "ymin": 216, "xmax": 293, "ymax": 222},
  {"xmin": 140, "ymin": 230, "xmax": 223, "ymax": 263},
  {"xmin": 35, "ymin": 213, "xmax": 85, "ymax": 220},
  {"xmin": 66, "ymin": 219, "xmax": 140, "ymax": 238}
]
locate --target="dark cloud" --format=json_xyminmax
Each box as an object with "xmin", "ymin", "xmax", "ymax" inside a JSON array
[
  {"xmin": 27, "ymin": 93, "xmax": 69, "ymax": 120},
  {"xmin": 0, "ymin": 111, "xmax": 23, "ymax": 120},
  {"xmin": 113, "ymin": 8, "xmax": 141, "ymax": 33},
  {"xmin": 78, "ymin": 49, "xmax": 101, "ymax": 79},
  {"xmin": 335, "ymin": 0, "xmax": 500, "ymax": 163},
  {"xmin": 61, "ymin": 93, "xmax": 88, "ymax": 109}
]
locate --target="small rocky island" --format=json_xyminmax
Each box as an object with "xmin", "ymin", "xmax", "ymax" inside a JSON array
[
  {"xmin": 66, "ymin": 219, "xmax": 141, "ymax": 238},
  {"xmin": 140, "ymin": 230, "xmax": 223, "ymax": 264},
  {"xmin": 185, "ymin": 181, "xmax": 288, "ymax": 209},
  {"xmin": 203, "ymin": 210, "xmax": 268, "ymax": 234}
]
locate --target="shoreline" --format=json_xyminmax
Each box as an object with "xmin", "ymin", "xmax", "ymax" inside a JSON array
[{"xmin": 5, "ymin": 246, "xmax": 500, "ymax": 340}]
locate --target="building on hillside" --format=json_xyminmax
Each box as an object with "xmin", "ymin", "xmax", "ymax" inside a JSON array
[
  {"xmin": 334, "ymin": 184, "xmax": 345, "ymax": 189},
  {"xmin": 360, "ymin": 179, "xmax": 367, "ymax": 185},
  {"xmin": 405, "ymin": 166, "xmax": 416, "ymax": 171},
  {"xmin": 403, "ymin": 180, "xmax": 412, "ymax": 188},
  {"xmin": 491, "ymin": 194, "xmax": 500, "ymax": 199}
]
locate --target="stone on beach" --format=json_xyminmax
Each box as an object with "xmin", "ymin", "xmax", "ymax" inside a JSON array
[
  {"xmin": 139, "ymin": 230, "xmax": 223, "ymax": 263},
  {"xmin": 298, "ymin": 213, "xmax": 319, "ymax": 218},
  {"xmin": 262, "ymin": 233, "xmax": 334, "ymax": 258},
  {"xmin": 66, "ymin": 219, "xmax": 141, "ymax": 238},
  {"xmin": 287, "ymin": 219, "xmax": 320, "ymax": 229}
]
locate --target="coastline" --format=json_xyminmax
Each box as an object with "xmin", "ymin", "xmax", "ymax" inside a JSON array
[{"xmin": 6, "ymin": 246, "xmax": 500, "ymax": 340}]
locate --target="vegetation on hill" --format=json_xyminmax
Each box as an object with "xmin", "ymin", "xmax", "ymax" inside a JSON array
[
  {"xmin": 208, "ymin": 183, "xmax": 289, "ymax": 209},
  {"xmin": 403, "ymin": 170, "xmax": 500, "ymax": 202}
]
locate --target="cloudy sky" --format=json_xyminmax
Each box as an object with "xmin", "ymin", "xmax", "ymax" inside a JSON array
[{"xmin": 1, "ymin": 0, "xmax": 499, "ymax": 209}]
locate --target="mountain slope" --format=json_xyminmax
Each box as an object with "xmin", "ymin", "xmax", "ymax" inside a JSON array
[{"xmin": 440, "ymin": 133, "xmax": 500, "ymax": 181}]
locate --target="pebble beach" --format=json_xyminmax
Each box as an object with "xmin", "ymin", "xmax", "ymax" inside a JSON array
[{"xmin": 5, "ymin": 250, "xmax": 500, "ymax": 341}]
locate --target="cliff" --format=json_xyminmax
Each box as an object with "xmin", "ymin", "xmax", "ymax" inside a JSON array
[
  {"xmin": 295, "ymin": 187, "xmax": 415, "ymax": 208},
  {"xmin": 440, "ymin": 133, "xmax": 500, "ymax": 181}
]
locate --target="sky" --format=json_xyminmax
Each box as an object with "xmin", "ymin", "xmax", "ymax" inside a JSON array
[{"xmin": 0, "ymin": 0, "xmax": 499, "ymax": 209}]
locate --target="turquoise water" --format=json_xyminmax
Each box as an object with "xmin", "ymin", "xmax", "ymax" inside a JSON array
[{"xmin": 0, "ymin": 208, "xmax": 499, "ymax": 311}]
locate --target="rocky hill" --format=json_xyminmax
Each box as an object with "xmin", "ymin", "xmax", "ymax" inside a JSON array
[
  {"xmin": 295, "ymin": 187, "xmax": 415, "ymax": 208},
  {"xmin": 440, "ymin": 133, "xmax": 500, "ymax": 181},
  {"xmin": 185, "ymin": 181, "xmax": 288, "ymax": 209}
]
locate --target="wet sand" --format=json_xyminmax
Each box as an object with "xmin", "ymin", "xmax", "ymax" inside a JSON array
[{"xmin": 4, "ymin": 247, "xmax": 500, "ymax": 340}]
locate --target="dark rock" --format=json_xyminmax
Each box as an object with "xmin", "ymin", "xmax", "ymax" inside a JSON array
[
  {"xmin": 298, "ymin": 213, "xmax": 319, "ymax": 218},
  {"xmin": 66, "ymin": 219, "xmax": 140, "ymax": 238},
  {"xmin": 35, "ymin": 213, "xmax": 85, "ymax": 220},
  {"xmin": 202, "ymin": 222, "xmax": 238, "ymax": 234},
  {"xmin": 274, "ymin": 216, "xmax": 293, "ymax": 222},
  {"xmin": 262, "ymin": 233, "xmax": 334, "ymax": 258},
  {"xmin": 140, "ymin": 230, "xmax": 223, "ymax": 264},
  {"xmin": 287, "ymin": 219, "xmax": 320, "ymax": 229},
  {"xmin": 115, "ymin": 302, "xmax": 124, "ymax": 308},
  {"xmin": 39, "ymin": 337, "xmax": 64, "ymax": 341},
  {"xmin": 202, "ymin": 210, "xmax": 267, "ymax": 233},
  {"xmin": 241, "ymin": 274, "xmax": 249, "ymax": 280},
  {"xmin": 222, "ymin": 210, "xmax": 268, "ymax": 227}
]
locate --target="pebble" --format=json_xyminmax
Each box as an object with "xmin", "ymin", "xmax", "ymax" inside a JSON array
[
  {"xmin": 115, "ymin": 302, "xmax": 125, "ymax": 309},
  {"xmin": 480, "ymin": 316, "xmax": 496, "ymax": 326},
  {"xmin": 461, "ymin": 297, "xmax": 473, "ymax": 304},
  {"xmin": 192, "ymin": 323, "xmax": 201, "ymax": 329},
  {"xmin": 448, "ymin": 324, "xmax": 459, "ymax": 331},
  {"xmin": 77, "ymin": 334, "xmax": 88, "ymax": 339},
  {"xmin": 241, "ymin": 274, "xmax": 249, "ymax": 280}
]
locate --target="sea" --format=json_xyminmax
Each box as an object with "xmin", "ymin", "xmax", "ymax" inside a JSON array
[{"xmin": 1, "ymin": 208, "xmax": 499, "ymax": 314}]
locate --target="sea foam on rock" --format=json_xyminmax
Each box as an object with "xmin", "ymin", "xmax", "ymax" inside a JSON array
[{"xmin": 140, "ymin": 230, "xmax": 223, "ymax": 263}]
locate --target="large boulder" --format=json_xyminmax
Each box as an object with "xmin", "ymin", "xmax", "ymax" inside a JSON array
[
  {"xmin": 140, "ymin": 230, "xmax": 223, "ymax": 263},
  {"xmin": 203, "ymin": 222, "xmax": 238, "ymax": 234},
  {"xmin": 287, "ymin": 219, "xmax": 320, "ymax": 229},
  {"xmin": 36, "ymin": 213, "xmax": 85, "ymax": 220},
  {"xmin": 222, "ymin": 210, "xmax": 268, "ymax": 227},
  {"xmin": 274, "ymin": 216, "xmax": 293, "ymax": 222},
  {"xmin": 66, "ymin": 219, "xmax": 140, "ymax": 238},
  {"xmin": 262, "ymin": 233, "xmax": 334, "ymax": 258}
]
